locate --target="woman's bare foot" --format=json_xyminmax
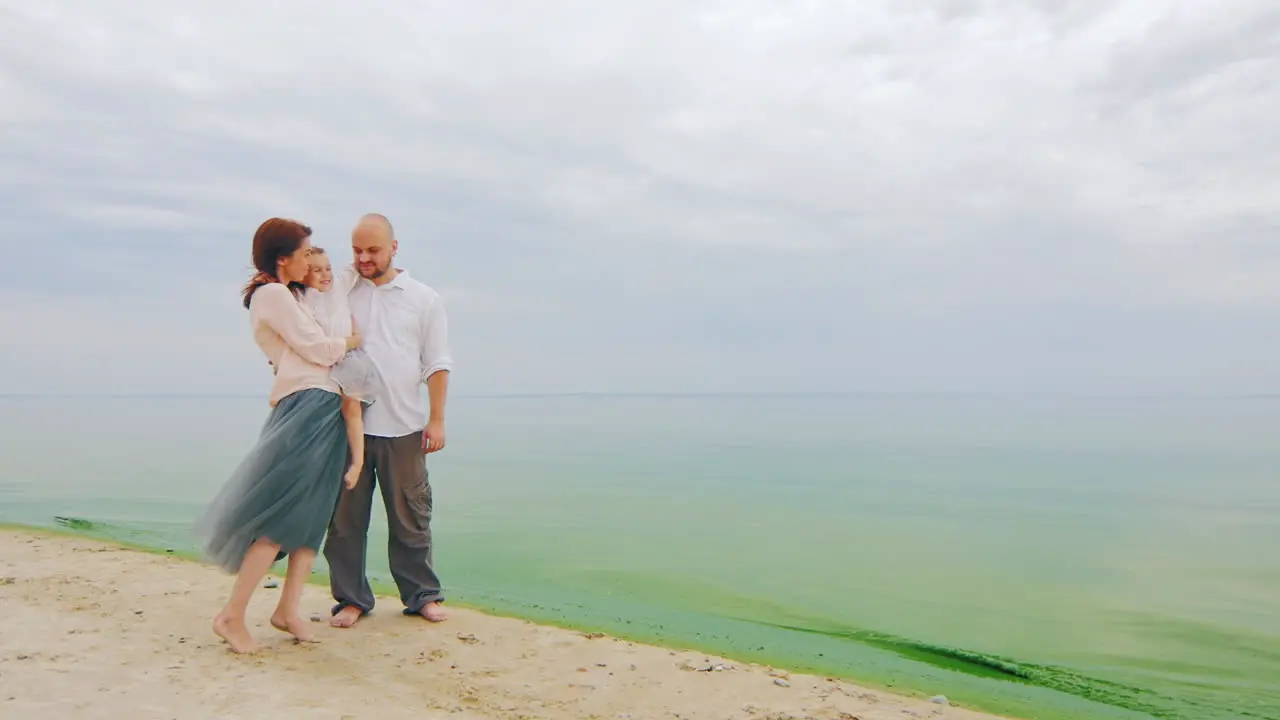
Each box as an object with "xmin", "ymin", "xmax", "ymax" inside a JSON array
[
  {"xmin": 212, "ymin": 613, "xmax": 256, "ymax": 653},
  {"xmin": 330, "ymin": 605, "xmax": 364, "ymax": 629},
  {"xmin": 419, "ymin": 601, "xmax": 448, "ymax": 623},
  {"xmin": 269, "ymin": 612, "xmax": 318, "ymax": 643}
]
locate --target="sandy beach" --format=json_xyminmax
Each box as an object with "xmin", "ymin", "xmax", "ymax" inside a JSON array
[{"xmin": 0, "ymin": 529, "xmax": 1014, "ymax": 720}]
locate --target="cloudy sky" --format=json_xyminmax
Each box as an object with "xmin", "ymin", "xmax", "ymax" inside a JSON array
[{"xmin": 1, "ymin": 1, "xmax": 1277, "ymax": 396}]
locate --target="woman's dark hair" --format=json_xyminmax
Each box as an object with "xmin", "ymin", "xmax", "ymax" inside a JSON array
[{"xmin": 241, "ymin": 218, "xmax": 312, "ymax": 309}]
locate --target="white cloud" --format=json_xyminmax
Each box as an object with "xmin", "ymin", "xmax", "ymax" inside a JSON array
[
  {"xmin": 1, "ymin": 0, "xmax": 1279, "ymax": 394},
  {"xmin": 52, "ymin": 202, "xmax": 197, "ymax": 230}
]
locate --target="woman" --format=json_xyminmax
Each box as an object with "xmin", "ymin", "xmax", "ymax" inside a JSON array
[{"xmin": 194, "ymin": 217, "xmax": 360, "ymax": 653}]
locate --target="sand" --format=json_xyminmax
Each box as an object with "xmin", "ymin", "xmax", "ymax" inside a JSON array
[{"xmin": 0, "ymin": 529, "xmax": 1014, "ymax": 720}]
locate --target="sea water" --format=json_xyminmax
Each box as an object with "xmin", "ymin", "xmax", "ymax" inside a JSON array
[{"xmin": 1, "ymin": 393, "xmax": 1277, "ymax": 720}]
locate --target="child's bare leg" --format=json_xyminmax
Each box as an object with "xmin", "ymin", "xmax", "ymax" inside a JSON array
[
  {"xmin": 270, "ymin": 547, "xmax": 318, "ymax": 642},
  {"xmin": 213, "ymin": 538, "xmax": 281, "ymax": 653},
  {"xmin": 341, "ymin": 395, "xmax": 364, "ymax": 489}
]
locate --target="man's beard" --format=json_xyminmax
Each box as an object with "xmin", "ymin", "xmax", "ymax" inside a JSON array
[{"xmin": 360, "ymin": 264, "xmax": 389, "ymax": 279}]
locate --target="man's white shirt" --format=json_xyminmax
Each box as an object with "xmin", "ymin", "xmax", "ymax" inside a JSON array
[{"xmin": 347, "ymin": 269, "xmax": 452, "ymax": 438}]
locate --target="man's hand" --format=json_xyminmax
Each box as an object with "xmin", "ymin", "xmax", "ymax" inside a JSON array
[
  {"xmin": 422, "ymin": 419, "xmax": 446, "ymax": 454},
  {"xmin": 343, "ymin": 464, "xmax": 361, "ymax": 489},
  {"xmin": 423, "ymin": 370, "xmax": 449, "ymax": 454}
]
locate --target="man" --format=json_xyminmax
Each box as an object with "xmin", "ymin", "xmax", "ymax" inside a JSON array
[{"xmin": 324, "ymin": 213, "xmax": 452, "ymax": 628}]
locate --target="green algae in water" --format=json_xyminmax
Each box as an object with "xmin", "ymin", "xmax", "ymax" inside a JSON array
[
  {"xmin": 53, "ymin": 516, "xmax": 97, "ymax": 531},
  {"xmin": 18, "ymin": 510, "xmax": 1280, "ymax": 720},
  {"xmin": 6, "ymin": 394, "xmax": 1280, "ymax": 720},
  {"xmin": 749, "ymin": 618, "xmax": 1271, "ymax": 720}
]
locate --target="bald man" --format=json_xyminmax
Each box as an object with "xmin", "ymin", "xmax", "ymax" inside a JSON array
[{"xmin": 323, "ymin": 213, "xmax": 453, "ymax": 627}]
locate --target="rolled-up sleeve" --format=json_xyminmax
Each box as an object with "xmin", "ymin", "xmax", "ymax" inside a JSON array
[
  {"xmin": 419, "ymin": 294, "xmax": 453, "ymax": 382},
  {"xmin": 255, "ymin": 284, "xmax": 347, "ymax": 367}
]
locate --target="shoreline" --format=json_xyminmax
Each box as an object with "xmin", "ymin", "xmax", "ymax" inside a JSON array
[{"xmin": 0, "ymin": 527, "xmax": 1019, "ymax": 720}]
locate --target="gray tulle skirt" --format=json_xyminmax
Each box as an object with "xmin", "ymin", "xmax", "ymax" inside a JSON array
[
  {"xmin": 194, "ymin": 388, "xmax": 348, "ymax": 573},
  {"xmin": 330, "ymin": 348, "xmax": 385, "ymax": 405}
]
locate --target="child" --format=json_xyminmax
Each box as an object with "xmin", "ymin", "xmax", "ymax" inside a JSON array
[{"xmin": 302, "ymin": 247, "xmax": 385, "ymax": 490}]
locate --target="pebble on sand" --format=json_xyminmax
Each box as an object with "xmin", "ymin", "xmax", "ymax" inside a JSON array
[
  {"xmin": 930, "ymin": 695, "xmax": 950, "ymax": 705},
  {"xmin": 773, "ymin": 678, "xmax": 791, "ymax": 688}
]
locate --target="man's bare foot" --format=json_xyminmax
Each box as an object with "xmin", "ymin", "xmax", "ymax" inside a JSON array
[
  {"xmin": 270, "ymin": 612, "xmax": 318, "ymax": 643},
  {"xmin": 330, "ymin": 605, "xmax": 363, "ymax": 629},
  {"xmin": 212, "ymin": 613, "xmax": 256, "ymax": 653},
  {"xmin": 419, "ymin": 601, "xmax": 448, "ymax": 622}
]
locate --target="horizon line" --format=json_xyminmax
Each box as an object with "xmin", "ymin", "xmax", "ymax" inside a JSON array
[{"xmin": 1, "ymin": 390, "xmax": 1277, "ymax": 400}]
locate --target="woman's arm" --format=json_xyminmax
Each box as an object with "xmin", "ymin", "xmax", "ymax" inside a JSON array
[{"xmin": 254, "ymin": 284, "xmax": 354, "ymax": 366}]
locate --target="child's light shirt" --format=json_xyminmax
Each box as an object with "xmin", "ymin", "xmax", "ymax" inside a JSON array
[{"xmin": 304, "ymin": 266, "xmax": 358, "ymax": 337}]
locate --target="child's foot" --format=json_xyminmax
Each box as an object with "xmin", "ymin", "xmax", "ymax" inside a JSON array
[
  {"xmin": 269, "ymin": 611, "xmax": 318, "ymax": 643},
  {"xmin": 213, "ymin": 613, "xmax": 256, "ymax": 653},
  {"xmin": 343, "ymin": 465, "xmax": 362, "ymax": 490}
]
